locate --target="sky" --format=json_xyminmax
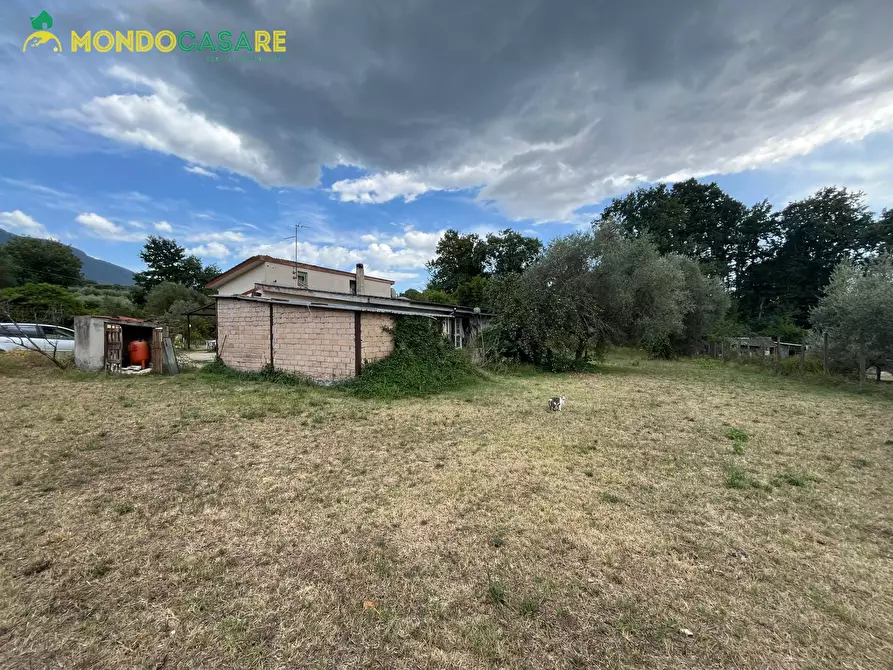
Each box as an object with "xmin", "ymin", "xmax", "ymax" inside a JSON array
[{"xmin": 1, "ymin": 0, "xmax": 892, "ymax": 291}]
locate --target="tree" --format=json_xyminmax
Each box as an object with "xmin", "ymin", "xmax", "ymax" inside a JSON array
[
  {"xmin": 867, "ymin": 208, "xmax": 893, "ymax": 254},
  {"xmin": 0, "ymin": 246, "xmax": 20, "ymax": 288},
  {"xmin": 0, "ymin": 283, "xmax": 85, "ymax": 324},
  {"xmin": 810, "ymin": 254, "xmax": 893, "ymax": 379},
  {"xmin": 600, "ymin": 179, "xmax": 770, "ymax": 290},
  {"xmin": 671, "ymin": 256, "xmax": 730, "ymax": 355},
  {"xmin": 426, "ymin": 230, "xmax": 489, "ymax": 295},
  {"xmin": 486, "ymin": 227, "xmax": 729, "ymax": 367},
  {"xmin": 145, "ymin": 282, "xmax": 206, "ymax": 317},
  {"xmin": 485, "ymin": 229, "xmax": 543, "ymax": 275},
  {"xmin": 400, "ymin": 288, "xmax": 424, "ymax": 301},
  {"xmin": 4, "ymin": 237, "xmax": 83, "ymax": 287},
  {"xmin": 589, "ymin": 226, "xmax": 690, "ymax": 356},
  {"xmin": 135, "ymin": 236, "xmax": 218, "ymax": 292},
  {"xmin": 746, "ymin": 187, "xmax": 875, "ymax": 326}
]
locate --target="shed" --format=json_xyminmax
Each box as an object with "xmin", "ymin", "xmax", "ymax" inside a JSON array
[{"xmin": 74, "ymin": 316, "xmax": 168, "ymax": 373}]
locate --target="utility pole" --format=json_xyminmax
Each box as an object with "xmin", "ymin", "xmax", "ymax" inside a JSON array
[{"xmin": 281, "ymin": 222, "xmax": 309, "ymax": 287}]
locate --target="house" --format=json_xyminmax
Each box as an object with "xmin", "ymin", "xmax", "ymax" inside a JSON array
[
  {"xmin": 207, "ymin": 257, "xmax": 491, "ymax": 382},
  {"xmin": 30, "ymin": 11, "xmax": 53, "ymax": 30},
  {"xmin": 205, "ymin": 255, "xmax": 395, "ymax": 299},
  {"xmin": 725, "ymin": 337, "xmax": 806, "ymax": 358}
]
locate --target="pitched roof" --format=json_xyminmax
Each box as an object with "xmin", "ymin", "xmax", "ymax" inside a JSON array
[{"xmin": 205, "ymin": 255, "xmax": 395, "ymax": 288}]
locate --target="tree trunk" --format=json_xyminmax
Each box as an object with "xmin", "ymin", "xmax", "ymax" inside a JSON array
[{"xmin": 877, "ymin": 366, "xmax": 882, "ymax": 383}]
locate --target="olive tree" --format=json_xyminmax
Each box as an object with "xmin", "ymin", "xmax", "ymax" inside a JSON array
[
  {"xmin": 486, "ymin": 227, "xmax": 728, "ymax": 368},
  {"xmin": 810, "ymin": 254, "xmax": 893, "ymax": 379}
]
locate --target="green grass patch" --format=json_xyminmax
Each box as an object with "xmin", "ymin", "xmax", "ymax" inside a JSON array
[
  {"xmin": 773, "ymin": 470, "xmax": 821, "ymax": 487},
  {"xmin": 200, "ymin": 358, "xmax": 314, "ymax": 389},
  {"xmin": 725, "ymin": 464, "xmax": 767, "ymax": 490},
  {"xmin": 726, "ymin": 428, "xmax": 748, "ymax": 442}
]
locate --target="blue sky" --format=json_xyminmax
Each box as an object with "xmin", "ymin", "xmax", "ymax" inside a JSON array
[{"xmin": 2, "ymin": 1, "xmax": 892, "ymax": 291}]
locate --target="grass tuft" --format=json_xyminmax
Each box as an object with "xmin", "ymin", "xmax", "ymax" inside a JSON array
[
  {"xmin": 725, "ymin": 464, "xmax": 766, "ymax": 490},
  {"xmin": 518, "ymin": 595, "xmax": 542, "ymax": 617},
  {"xmin": 773, "ymin": 471, "xmax": 821, "ymax": 487},
  {"xmin": 726, "ymin": 428, "xmax": 749, "ymax": 442},
  {"xmin": 487, "ymin": 575, "xmax": 507, "ymax": 606}
]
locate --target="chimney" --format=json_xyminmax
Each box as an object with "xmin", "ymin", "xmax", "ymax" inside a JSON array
[{"xmin": 355, "ymin": 263, "xmax": 365, "ymax": 295}]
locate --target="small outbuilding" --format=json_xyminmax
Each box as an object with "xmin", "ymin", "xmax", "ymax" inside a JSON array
[
  {"xmin": 216, "ymin": 292, "xmax": 490, "ymax": 383},
  {"xmin": 74, "ymin": 316, "xmax": 169, "ymax": 373}
]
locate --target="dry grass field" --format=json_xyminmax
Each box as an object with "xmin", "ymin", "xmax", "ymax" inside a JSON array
[{"xmin": 1, "ymin": 353, "xmax": 891, "ymax": 669}]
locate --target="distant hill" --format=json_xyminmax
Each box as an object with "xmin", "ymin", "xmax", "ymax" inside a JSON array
[{"xmin": 0, "ymin": 228, "xmax": 136, "ymax": 286}]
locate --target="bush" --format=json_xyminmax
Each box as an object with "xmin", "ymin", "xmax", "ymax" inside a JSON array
[
  {"xmin": 0, "ymin": 283, "xmax": 85, "ymax": 324},
  {"xmin": 347, "ymin": 316, "xmax": 481, "ymax": 399},
  {"xmin": 642, "ymin": 332, "xmax": 676, "ymax": 360},
  {"xmin": 779, "ymin": 356, "xmax": 824, "ymax": 376}
]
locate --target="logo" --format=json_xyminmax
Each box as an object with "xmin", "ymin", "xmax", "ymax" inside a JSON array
[
  {"xmin": 23, "ymin": 10, "xmax": 62, "ymax": 53},
  {"xmin": 22, "ymin": 9, "xmax": 286, "ymax": 59}
]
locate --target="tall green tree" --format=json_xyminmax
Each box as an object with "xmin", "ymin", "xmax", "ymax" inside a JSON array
[
  {"xmin": 484, "ymin": 229, "xmax": 543, "ymax": 275},
  {"xmin": 426, "ymin": 230, "xmax": 489, "ymax": 295},
  {"xmin": 744, "ymin": 187, "xmax": 875, "ymax": 326},
  {"xmin": 135, "ymin": 236, "xmax": 219, "ymax": 292},
  {"xmin": 424, "ymin": 228, "xmax": 542, "ymax": 307},
  {"xmin": 0, "ymin": 246, "xmax": 20, "ymax": 288},
  {"xmin": 811, "ymin": 254, "xmax": 893, "ymax": 378},
  {"xmin": 4, "ymin": 237, "xmax": 83, "ymax": 287},
  {"xmin": 600, "ymin": 178, "xmax": 771, "ymax": 290}
]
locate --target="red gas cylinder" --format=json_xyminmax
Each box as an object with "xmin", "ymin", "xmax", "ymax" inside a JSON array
[{"xmin": 128, "ymin": 339, "xmax": 150, "ymax": 369}]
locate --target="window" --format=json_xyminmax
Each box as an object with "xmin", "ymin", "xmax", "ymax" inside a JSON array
[
  {"xmin": 42, "ymin": 326, "xmax": 74, "ymax": 340},
  {"xmin": 296, "ymin": 271, "xmax": 308, "ymax": 285},
  {"xmin": 349, "ymin": 279, "xmax": 357, "ymax": 295},
  {"xmin": 0, "ymin": 324, "xmax": 41, "ymax": 338},
  {"xmin": 451, "ymin": 318, "xmax": 465, "ymax": 349}
]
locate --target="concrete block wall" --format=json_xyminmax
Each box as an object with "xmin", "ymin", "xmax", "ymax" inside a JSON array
[
  {"xmin": 217, "ymin": 298, "xmax": 395, "ymax": 382},
  {"xmin": 218, "ymin": 299, "xmax": 270, "ymax": 370},
  {"xmin": 360, "ymin": 313, "xmax": 395, "ymax": 363},
  {"xmin": 273, "ymin": 308, "xmax": 356, "ymax": 381}
]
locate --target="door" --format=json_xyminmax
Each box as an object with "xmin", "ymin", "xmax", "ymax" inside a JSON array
[
  {"xmin": 104, "ymin": 323, "xmax": 123, "ymax": 373},
  {"xmin": 152, "ymin": 327, "xmax": 164, "ymax": 373}
]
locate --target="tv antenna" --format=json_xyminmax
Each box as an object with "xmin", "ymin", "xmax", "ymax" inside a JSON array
[{"xmin": 282, "ymin": 222, "xmax": 310, "ymax": 286}]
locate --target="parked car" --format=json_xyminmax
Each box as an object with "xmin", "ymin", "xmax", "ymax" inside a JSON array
[{"xmin": 0, "ymin": 323, "xmax": 75, "ymax": 354}]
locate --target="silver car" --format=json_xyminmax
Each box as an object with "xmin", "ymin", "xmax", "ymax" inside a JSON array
[{"xmin": 0, "ymin": 323, "xmax": 75, "ymax": 354}]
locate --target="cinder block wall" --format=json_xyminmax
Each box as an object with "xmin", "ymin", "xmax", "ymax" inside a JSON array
[
  {"xmin": 273, "ymin": 308, "xmax": 355, "ymax": 380},
  {"xmin": 217, "ymin": 298, "xmax": 395, "ymax": 382},
  {"xmin": 360, "ymin": 313, "xmax": 395, "ymax": 363},
  {"xmin": 217, "ymin": 299, "xmax": 271, "ymax": 369}
]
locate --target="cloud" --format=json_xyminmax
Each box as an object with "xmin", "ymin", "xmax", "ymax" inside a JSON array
[
  {"xmin": 186, "ymin": 231, "xmax": 249, "ymax": 243},
  {"xmin": 184, "ymin": 165, "xmax": 219, "ymax": 179},
  {"xmin": 0, "ymin": 210, "xmax": 52, "ymax": 239},
  {"xmin": 187, "ymin": 242, "xmax": 231, "ymax": 259},
  {"xmin": 154, "ymin": 221, "xmax": 174, "ymax": 233},
  {"xmin": 75, "ymin": 213, "xmax": 146, "ymax": 242},
  {"xmin": 216, "ymin": 185, "xmax": 246, "ymax": 193},
  {"xmin": 331, "ymin": 172, "xmax": 434, "ymax": 204},
  {"xmin": 58, "ymin": 66, "xmax": 282, "ymax": 186},
  {"xmin": 16, "ymin": 1, "xmax": 893, "ymax": 221}
]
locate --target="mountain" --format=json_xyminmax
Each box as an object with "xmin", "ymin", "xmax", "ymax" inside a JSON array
[{"xmin": 0, "ymin": 229, "xmax": 136, "ymax": 286}]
